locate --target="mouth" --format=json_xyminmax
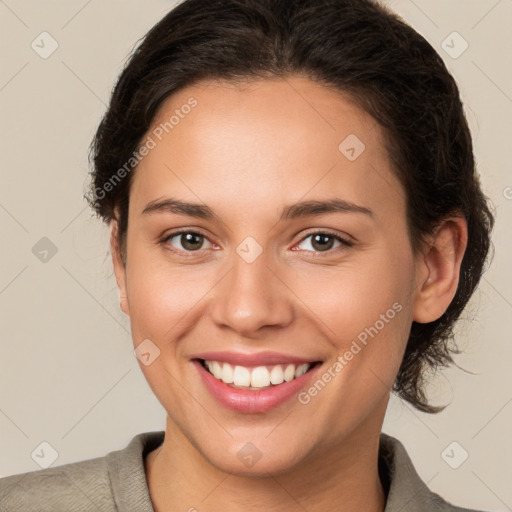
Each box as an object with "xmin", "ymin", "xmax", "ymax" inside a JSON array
[
  {"xmin": 190, "ymin": 350, "xmax": 324, "ymax": 413},
  {"xmin": 196, "ymin": 358, "xmax": 322, "ymax": 390}
]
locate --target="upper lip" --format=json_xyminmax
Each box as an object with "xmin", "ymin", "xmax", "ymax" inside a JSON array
[{"xmin": 191, "ymin": 350, "xmax": 320, "ymax": 367}]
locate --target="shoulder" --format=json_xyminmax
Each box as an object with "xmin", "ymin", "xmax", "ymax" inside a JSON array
[
  {"xmin": 0, "ymin": 431, "xmax": 165, "ymax": 512},
  {"xmin": 380, "ymin": 433, "xmax": 489, "ymax": 512},
  {"xmin": 0, "ymin": 454, "xmax": 113, "ymax": 512}
]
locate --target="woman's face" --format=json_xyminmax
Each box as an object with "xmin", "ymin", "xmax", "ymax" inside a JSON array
[{"xmin": 113, "ymin": 76, "xmax": 424, "ymax": 474}]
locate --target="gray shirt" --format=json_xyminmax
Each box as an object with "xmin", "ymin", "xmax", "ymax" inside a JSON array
[{"xmin": 0, "ymin": 431, "xmax": 484, "ymax": 511}]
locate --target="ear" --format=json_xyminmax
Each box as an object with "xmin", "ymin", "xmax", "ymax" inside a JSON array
[
  {"xmin": 412, "ymin": 216, "xmax": 468, "ymax": 324},
  {"xmin": 110, "ymin": 217, "xmax": 130, "ymax": 316}
]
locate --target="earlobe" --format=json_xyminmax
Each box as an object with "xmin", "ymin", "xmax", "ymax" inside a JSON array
[
  {"xmin": 110, "ymin": 218, "xmax": 129, "ymax": 316},
  {"xmin": 412, "ymin": 216, "xmax": 468, "ymax": 324}
]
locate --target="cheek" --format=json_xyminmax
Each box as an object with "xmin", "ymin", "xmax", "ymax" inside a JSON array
[
  {"xmin": 293, "ymin": 249, "xmax": 415, "ymax": 400},
  {"xmin": 124, "ymin": 250, "xmax": 216, "ymax": 340},
  {"xmin": 293, "ymin": 251, "xmax": 413, "ymax": 341}
]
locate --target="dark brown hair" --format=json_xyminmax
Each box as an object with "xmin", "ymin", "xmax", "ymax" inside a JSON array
[{"xmin": 87, "ymin": 0, "xmax": 495, "ymax": 413}]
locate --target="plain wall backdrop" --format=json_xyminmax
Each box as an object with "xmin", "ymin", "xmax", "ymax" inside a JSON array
[{"xmin": 0, "ymin": 0, "xmax": 511, "ymax": 510}]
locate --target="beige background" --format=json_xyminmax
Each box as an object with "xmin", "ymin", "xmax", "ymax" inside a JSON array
[{"xmin": 0, "ymin": 0, "xmax": 511, "ymax": 510}]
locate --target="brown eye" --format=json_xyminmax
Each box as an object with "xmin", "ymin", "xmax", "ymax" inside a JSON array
[
  {"xmin": 164, "ymin": 231, "xmax": 212, "ymax": 252},
  {"xmin": 295, "ymin": 231, "xmax": 353, "ymax": 254},
  {"xmin": 310, "ymin": 233, "xmax": 336, "ymax": 251},
  {"xmin": 180, "ymin": 232, "xmax": 204, "ymax": 251}
]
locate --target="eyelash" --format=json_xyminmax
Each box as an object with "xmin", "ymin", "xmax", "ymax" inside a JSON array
[{"xmin": 160, "ymin": 228, "xmax": 354, "ymax": 258}]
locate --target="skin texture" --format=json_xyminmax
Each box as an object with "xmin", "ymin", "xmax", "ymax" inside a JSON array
[{"xmin": 110, "ymin": 76, "xmax": 468, "ymax": 512}]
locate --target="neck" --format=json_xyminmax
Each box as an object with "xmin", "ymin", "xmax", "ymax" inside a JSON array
[{"xmin": 145, "ymin": 418, "xmax": 387, "ymax": 512}]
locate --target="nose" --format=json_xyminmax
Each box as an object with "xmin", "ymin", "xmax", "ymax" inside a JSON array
[{"xmin": 209, "ymin": 248, "xmax": 294, "ymax": 338}]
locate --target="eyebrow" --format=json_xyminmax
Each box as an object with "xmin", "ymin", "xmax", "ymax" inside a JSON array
[{"xmin": 141, "ymin": 197, "xmax": 374, "ymax": 221}]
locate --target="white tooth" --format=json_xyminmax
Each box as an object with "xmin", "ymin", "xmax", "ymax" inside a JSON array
[
  {"xmin": 284, "ymin": 364, "xmax": 296, "ymax": 382},
  {"xmin": 295, "ymin": 363, "xmax": 310, "ymax": 378},
  {"xmin": 269, "ymin": 365, "xmax": 285, "ymax": 385},
  {"xmin": 233, "ymin": 365, "xmax": 251, "ymax": 386},
  {"xmin": 211, "ymin": 361, "xmax": 223, "ymax": 379},
  {"xmin": 212, "ymin": 361, "xmax": 311, "ymax": 387},
  {"xmin": 250, "ymin": 366, "xmax": 271, "ymax": 388},
  {"xmin": 221, "ymin": 362, "xmax": 234, "ymax": 384}
]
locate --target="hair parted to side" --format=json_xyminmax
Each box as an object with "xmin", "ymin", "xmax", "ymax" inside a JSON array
[{"xmin": 87, "ymin": 0, "xmax": 495, "ymax": 413}]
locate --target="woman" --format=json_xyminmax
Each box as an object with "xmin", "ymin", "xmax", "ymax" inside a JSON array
[{"xmin": 0, "ymin": 0, "xmax": 495, "ymax": 510}]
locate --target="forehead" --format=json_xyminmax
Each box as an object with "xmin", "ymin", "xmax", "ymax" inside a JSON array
[{"xmin": 130, "ymin": 76, "xmax": 405, "ymax": 224}]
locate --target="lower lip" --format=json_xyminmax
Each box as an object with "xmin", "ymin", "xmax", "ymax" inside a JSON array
[{"xmin": 192, "ymin": 360, "xmax": 321, "ymax": 414}]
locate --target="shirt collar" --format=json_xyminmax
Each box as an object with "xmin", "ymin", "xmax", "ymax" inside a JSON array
[
  {"xmin": 107, "ymin": 430, "xmax": 457, "ymax": 512},
  {"xmin": 379, "ymin": 432, "xmax": 446, "ymax": 511}
]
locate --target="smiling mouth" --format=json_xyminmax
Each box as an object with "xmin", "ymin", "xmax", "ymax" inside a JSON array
[{"xmin": 197, "ymin": 359, "xmax": 322, "ymax": 390}]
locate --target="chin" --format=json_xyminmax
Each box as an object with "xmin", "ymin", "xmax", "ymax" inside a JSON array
[{"xmin": 205, "ymin": 443, "xmax": 310, "ymax": 477}]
